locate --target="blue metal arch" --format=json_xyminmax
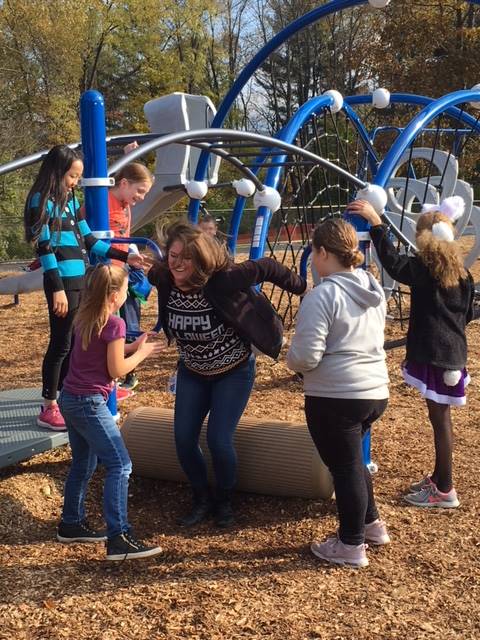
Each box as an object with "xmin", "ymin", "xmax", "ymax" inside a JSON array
[
  {"xmin": 246, "ymin": 95, "xmax": 377, "ymax": 260},
  {"xmin": 231, "ymin": 91, "xmax": 480, "ymax": 259},
  {"xmin": 189, "ymin": 0, "xmax": 480, "ymax": 220},
  {"xmin": 374, "ymin": 89, "xmax": 480, "ymax": 188},
  {"xmin": 346, "ymin": 93, "xmax": 480, "ymax": 137},
  {"xmin": 228, "ymin": 94, "xmax": 334, "ymax": 257}
]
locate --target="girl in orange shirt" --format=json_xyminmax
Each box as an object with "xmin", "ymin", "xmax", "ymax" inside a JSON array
[{"xmin": 108, "ymin": 161, "xmax": 154, "ymax": 391}]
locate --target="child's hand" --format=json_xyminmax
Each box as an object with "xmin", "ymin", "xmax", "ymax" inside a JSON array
[
  {"xmin": 346, "ymin": 199, "xmax": 383, "ymax": 226},
  {"xmin": 123, "ymin": 141, "xmax": 139, "ymax": 155},
  {"xmin": 127, "ymin": 252, "xmax": 146, "ymax": 270},
  {"xmin": 128, "ymin": 331, "xmax": 158, "ymax": 352},
  {"xmin": 53, "ymin": 290, "xmax": 68, "ymax": 317},
  {"xmin": 135, "ymin": 332, "xmax": 164, "ymax": 359}
]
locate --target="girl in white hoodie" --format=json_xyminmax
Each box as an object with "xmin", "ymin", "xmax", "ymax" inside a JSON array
[{"xmin": 287, "ymin": 217, "xmax": 390, "ymax": 569}]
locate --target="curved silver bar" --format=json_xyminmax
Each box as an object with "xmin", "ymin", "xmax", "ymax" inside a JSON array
[
  {"xmin": 188, "ymin": 141, "xmax": 264, "ymax": 190},
  {"xmin": 107, "ymin": 128, "xmax": 368, "ymax": 190},
  {"xmin": 0, "ymin": 134, "xmax": 155, "ymax": 177}
]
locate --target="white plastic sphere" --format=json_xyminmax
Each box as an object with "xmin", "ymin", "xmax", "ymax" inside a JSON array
[
  {"xmin": 253, "ymin": 186, "xmax": 282, "ymax": 213},
  {"xmin": 469, "ymin": 83, "xmax": 480, "ymax": 110},
  {"xmin": 368, "ymin": 0, "xmax": 390, "ymax": 8},
  {"xmin": 357, "ymin": 183, "xmax": 388, "ymax": 214},
  {"xmin": 185, "ymin": 180, "xmax": 208, "ymax": 200},
  {"xmin": 372, "ymin": 88, "xmax": 390, "ymax": 109},
  {"xmin": 367, "ymin": 461, "xmax": 379, "ymax": 475},
  {"xmin": 324, "ymin": 89, "xmax": 344, "ymax": 114},
  {"xmin": 232, "ymin": 179, "xmax": 256, "ymax": 198}
]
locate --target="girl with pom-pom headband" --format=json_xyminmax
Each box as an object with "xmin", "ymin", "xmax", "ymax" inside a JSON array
[
  {"xmin": 420, "ymin": 196, "xmax": 466, "ymax": 244},
  {"xmin": 347, "ymin": 195, "xmax": 475, "ymax": 510}
]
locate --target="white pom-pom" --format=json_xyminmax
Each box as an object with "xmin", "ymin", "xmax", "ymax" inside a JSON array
[
  {"xmin": 185, "ymin": 180, "xmax": 208, "ymax": 200},
  {"xmin": 422, "ymin": 196, "xmax": 465, "ymax": 223},
  {"xmin": 432, "ymin": 221, "xmax": 454, "ymax": 243},
  {"xmin": 440, "ymin": 196, "xmax": 465, "ymax": 222},
  {"xmin": 232, "ymin": 179, "xmax": 256, "ymax": 198},
  {"xmin": 356, "ymin": 183, "xmax": 388, "ymax": 214},
  {"xmin": 372, "ymin": 88, "xmax": 390, "ymax": 109},
  {"xmin": 368, "ymin": 0, "xmax": 390, "ymax": 7},
  {"xmin": 324, "ymin": 90, "xmax": 344, "ymax": 114},
  {"xmin": 443, "ymin": 370, "xmax": 462, "ymax": 387},
  {"xmin": 470, "ymin": 83, "xmax": 480, "ymax": 110},
  {"xmin": 253, "ymin": 186, "xmax": 282, "ymax": 213}
]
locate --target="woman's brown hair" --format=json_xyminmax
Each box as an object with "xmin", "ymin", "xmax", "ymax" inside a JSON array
[
  {"xmin": 159, "ymin": 220, "xmax": 230, "ymax": 290},
  {"xmin": 74, "ymin": 264, "xmax": 128, "ymax": 350},
  {"xmin": 416, "ymin": 212, "xmax": 466, "ymax": 288},
  {"xmin": 312, "ymin": 218, "xmax": 364, "ymax": 268}
]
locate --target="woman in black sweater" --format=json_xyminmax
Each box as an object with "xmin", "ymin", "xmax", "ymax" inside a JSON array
[
  {"xmin": 351, "ymin": 197, "xmax": 474, "ymax": 509},
  {"xmin": 148, "ymin": 221, "xmax": 306, "ymax": 527}
]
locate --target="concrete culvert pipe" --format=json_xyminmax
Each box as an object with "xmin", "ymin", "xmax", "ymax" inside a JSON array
[{"xmin": 121, "ymin": 407, "xmax": 334, "ymax": 500}]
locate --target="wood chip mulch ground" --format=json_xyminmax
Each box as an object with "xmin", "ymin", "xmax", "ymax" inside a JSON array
[{"xmin": 0, "ymin": 270, "xmax": 479, "ymax": 640}]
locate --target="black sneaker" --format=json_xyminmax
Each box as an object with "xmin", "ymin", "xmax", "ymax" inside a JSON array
[
  {"xmin": 57, "ymin": 521, "xmax": 107, "ymax": 543},
  {"xmin": 214, "ymin": 490, "xmax": 234, "ymax": 528},
  {"xmin": 106, "ymin": 532, "xmax": 163, "ymax": 561},
  {"xmin": 214, "ymin": 500, "xmax": 234, "ymax": 528},
  {"xmin": 177, "ymin": 489, "xmax": 212, "ymax": 527},
  {"xmin": 119, "ymin": 372, "xmax": 139, "ymax": 391}
]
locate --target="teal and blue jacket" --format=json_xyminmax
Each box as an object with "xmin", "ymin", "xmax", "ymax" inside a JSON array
[{"xmin": 30, "ymin": 192, "xmax": 127, "ymax": 292}]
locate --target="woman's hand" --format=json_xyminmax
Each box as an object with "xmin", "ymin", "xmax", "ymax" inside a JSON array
[
  {"xmin": 346, "ymin": 199, "xmax": 383, "ymax": 226},
  {"xmin": 52, "ymin": 290, "xmax": 68, "ymax": 317}
]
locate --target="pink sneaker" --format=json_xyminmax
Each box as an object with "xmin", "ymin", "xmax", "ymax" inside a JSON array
[
  {"xmin": 364, "ymin": 519, "xmax": 391, "ymax": 545},
  {"xmin": 311, "ymin": 536, "xmax": 368, "ymax": 568},
  {"xmin": 404, "ymin": 484, "xmax": 459, "ymax": 508},
  {"xmin": 37, "ymin": 404, "xmax": 66, "ymax": 431},
  {"xmin": 116, "ymin": 387, "xmax": 134, "ymax": 403}
]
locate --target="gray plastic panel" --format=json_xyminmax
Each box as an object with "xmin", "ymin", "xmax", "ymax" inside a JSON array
[{"xmin": 0, "ymin": 388, "xmax": 69, "ymax": 469}]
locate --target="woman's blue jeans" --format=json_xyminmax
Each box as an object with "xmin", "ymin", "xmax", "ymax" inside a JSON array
[
  {"xmin": 174, "ymin": 356, "xmax": 256, "ymax": 492},
  {"xmin": 58, "ymin": 390, "xmax": 132, "ymax": 538}
]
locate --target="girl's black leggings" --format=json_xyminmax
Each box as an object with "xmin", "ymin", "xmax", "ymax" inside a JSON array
[
  {"xmin": 42, "ymin": 288, "xmax": 81, "ymax": 400},
  {"xmin": 305, "ymin": 395, "xmax": 388, "ymax": 546}
]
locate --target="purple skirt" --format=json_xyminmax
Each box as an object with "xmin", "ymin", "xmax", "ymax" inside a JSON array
[{"xmin": 402, "ymin": 361, "xmax": 470, "ymax": 406}]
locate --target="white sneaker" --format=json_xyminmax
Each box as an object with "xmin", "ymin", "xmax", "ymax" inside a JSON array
[
  {"xmin": 364, "ymin": 519, "xmax": 391, "ymax": 545},
  {"xmin": 311, "ymin": 536, "xmax": 368, "ymax": 568}
]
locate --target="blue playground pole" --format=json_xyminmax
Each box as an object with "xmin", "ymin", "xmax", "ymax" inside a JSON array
[
  {"xmin": 343, "ymin": 211, "xmax": 376, "ymax": 471},
  {"xmin": 80, "ymin": 90, "xmax": 117, "ymax": 418},
  {"xmin": 80, "ymin": 90, "xmax": 110, "ymax": 232}
]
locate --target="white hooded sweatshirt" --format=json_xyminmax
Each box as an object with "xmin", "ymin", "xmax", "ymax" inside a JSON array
[{"xmin": 287, "ymin": 269, "xmax": 389, "ymax": 399}]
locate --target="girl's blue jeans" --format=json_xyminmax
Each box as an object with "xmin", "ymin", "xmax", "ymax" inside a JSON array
[
  {"xmin": 174, "ymin": 355, "xmax": 256, "ymax": 492},
  {"xmin": 58, "ymin": 390, "xmax": 132, "ymax": 538}
]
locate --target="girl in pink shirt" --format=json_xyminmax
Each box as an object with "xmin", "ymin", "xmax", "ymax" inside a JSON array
[{"xmin": 58, "ymin": 263, "xmax": 163, "ymax": 561}]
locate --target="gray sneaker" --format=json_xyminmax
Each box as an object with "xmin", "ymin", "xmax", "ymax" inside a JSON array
[
  {"xmin": 311, "ymin": 536, "xmax": 368, "ymax": 568},
  {"xmin": 409, "ymin": 475, "xmax": 433, "ymax": 493},
  {"xmin": 404, "ymin": 484, "xmax": 459, "ymax": 508}
]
